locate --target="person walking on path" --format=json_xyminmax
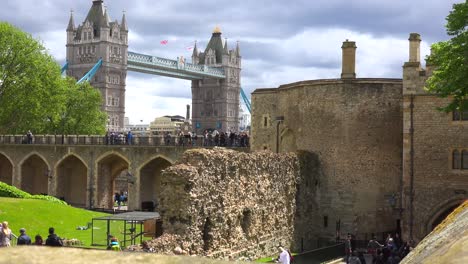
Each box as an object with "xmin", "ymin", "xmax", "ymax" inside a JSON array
[
  {"xmin": 276, "ymin": 247, "xmax": 291, "ymax": 264},
  {"xmin": 17, "ymin": 228, "xmax": 32, "ymax": 245}
]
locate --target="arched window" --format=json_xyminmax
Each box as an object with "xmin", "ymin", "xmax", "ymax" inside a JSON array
[
  {"xmin": 462, "ymin": 150, "xmax": 468, "ymax": 169},
  {"xmin": 453, "ymin": 150, "xmax": 461, "ymax": 169}
]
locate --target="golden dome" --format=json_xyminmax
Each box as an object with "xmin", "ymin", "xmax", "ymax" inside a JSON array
[{"xmin": 213, "ymin": 26, "xmax": 221, "ymax": 34}]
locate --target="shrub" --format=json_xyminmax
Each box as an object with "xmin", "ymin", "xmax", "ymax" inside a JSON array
[{"xmin": 0, "ymin": 181, "xmax": 67, "ymax": 205}]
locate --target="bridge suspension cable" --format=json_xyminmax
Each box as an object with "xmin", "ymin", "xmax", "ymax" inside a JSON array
[{"xmin": 240, "ymin": 88, "xmax": 251, "ymax": 114}]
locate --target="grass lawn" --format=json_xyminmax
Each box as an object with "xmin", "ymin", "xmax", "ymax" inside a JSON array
[{"xmin": 0, "ymin": 197, "xmax": 109, "ymax": 247}]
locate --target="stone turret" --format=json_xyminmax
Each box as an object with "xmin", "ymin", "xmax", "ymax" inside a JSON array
[
  {"xmin": 191, "ymin": 27, "xmax": 242, "ymax": 133},
  {"xmin": 66, "ymin": 0, "xmax": 128, "ymax": 131}
]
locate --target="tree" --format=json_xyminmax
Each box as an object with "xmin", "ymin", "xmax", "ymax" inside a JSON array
[
  {"xmin": 0, "ymin": 22, "xmax": 106, "ymax": 135},
  {"xmin": 46, "ymin": 78, "xmax": 107, "ymax": 135},
  {"xmin": 426, "ymin": 2, "xmax": 468, "ymax": 112}
]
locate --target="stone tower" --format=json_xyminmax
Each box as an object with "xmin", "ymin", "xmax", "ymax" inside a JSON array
[
  {"xmin": 191, "ymin": 27, "xmax": 241, "ymax": 133},
  {"xmin": 66, "ymin": 0, "xmax": 128, "ymax": 131}
]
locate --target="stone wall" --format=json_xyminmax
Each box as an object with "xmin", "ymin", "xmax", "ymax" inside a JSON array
[
  {"xmin": 151, "ymin": 148, "xmax": 299, "ymax": 260},
  {"xmin": 252, "ymin": 79, "xmax": 404, "ymax": 241}
]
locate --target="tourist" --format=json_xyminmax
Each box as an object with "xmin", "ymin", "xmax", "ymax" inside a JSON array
[
  {"xmin": 34, "ymin": 235, "xmax": 44, "ymax": 245},
  {"xmin": 348, "ymin": 251, "xmax": 361, "ymax": 264},
  {"xmin": 109, "ymin": 237, "xmax": 121, "ymax": 251},
  {"xmin": 45, "ymin": 227, "xmax": 63, "ymax": 246},
  {"xmin": 127, "ymin": 131, "xmax": 133, "ymax": 145},
  {"xmin": 26, "ymin": 130, "xmax": 33, "ymax": 144},
  {"xmin": 274, "ymin": 247, "xmax": 290, "ymax": 264},
  {"xmin": 17, "ymin": 228, "xmax": 32, "ymax": 245},
  {"xmin": 367, "ymin": 236, "xmax": 383, "ymax": 261},
  {"xmin": 345, "ymin": 233, "xmax": 352, "ymax": 263},
  {"xmin": 0, "ymin": 221, "xmax": 12, "ymax": 247}
]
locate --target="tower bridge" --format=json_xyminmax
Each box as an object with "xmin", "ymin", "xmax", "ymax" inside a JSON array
[{"xmin": 66, "ymin": 0, "xmax": 241, "ymax": 133}]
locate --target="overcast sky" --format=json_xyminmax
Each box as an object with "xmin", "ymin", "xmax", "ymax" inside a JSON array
[{"xmin": 1, "ymin": 0, "xmax": 461, "ymax": 124}]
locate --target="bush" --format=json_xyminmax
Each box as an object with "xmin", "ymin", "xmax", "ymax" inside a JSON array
[
  {"xmin": 0, "ymin": 181, "xmax": 31, "ymax": 198},
  {"xmin": 0, "ymin": 181, "xmax": 67, "ymax": 205}
]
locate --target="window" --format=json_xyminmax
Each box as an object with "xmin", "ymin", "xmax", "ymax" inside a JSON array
[
  {"xmin": 453, "ymin": 149, "xmax": 468, "ymax": 170},
  {"xmin": 107, "ymin": 97, "xmax": 112, "ymax": 106},
  {"xmin": 323, "ymin": 216, "xmax": 328, "ymax": 228},
  {"xmin": 453, "ymin": 150, "xmax": 461, "ymax": 169},
  {"xmin": 453, "ymin": 110, "xmax": 468, "ymax": 121},
  {"xmin": 463, "ymin": 150, "xmax": 468, "ymax": 169},
  {"xmin": 264, "ymin": 117, "xmax": 268, "ymax": 127}
]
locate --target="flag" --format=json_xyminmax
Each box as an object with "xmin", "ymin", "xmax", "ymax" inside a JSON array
[
  {"xmin": 186, "ymin": 46, "xmax": 193, "ymax": 51},
  {"xmin": 160, "ymin": 40, "xmax": 168, "ymax": 45}
]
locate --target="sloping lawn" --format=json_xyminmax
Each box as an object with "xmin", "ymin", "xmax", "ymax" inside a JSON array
[{"xmin": 0, "ymin": 197, "xmax": 109, "ymax": 246}]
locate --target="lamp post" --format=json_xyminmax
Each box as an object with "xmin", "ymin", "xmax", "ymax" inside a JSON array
[{"xmin": 275, "ymin": 116, "xmax": 284, "ymax": 153}]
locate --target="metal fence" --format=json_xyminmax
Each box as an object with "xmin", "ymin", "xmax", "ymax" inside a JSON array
[{"xmin": 0, "ymin": 135, "xmax": 250, "ymax": 148}]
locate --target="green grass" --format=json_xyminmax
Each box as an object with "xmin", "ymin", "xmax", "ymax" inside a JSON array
[{"xmin": 0, "ymin": 197, "xmax": 108, "ymax": 247}]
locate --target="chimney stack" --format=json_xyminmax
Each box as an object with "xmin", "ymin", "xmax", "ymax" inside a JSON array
[
  {"xmin": 341, "ymin": 40, "xmax": 357, "ymax": 79},
  {"xmin": 408, "ymin": 33, "xmax": 421, "ymax": 63},
  {"xmin": 186, "ymin": 104, "xmax": 190, "ymax": 120}
]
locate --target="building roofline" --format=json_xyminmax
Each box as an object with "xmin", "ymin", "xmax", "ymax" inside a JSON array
[{"xmin": 252, "ymin": 78, "xmax": 403, "ymax": 94}]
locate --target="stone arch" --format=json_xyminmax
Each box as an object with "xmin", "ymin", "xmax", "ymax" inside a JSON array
[
  {"xmin": 95, "ymin": 152, "xmax": 130, "ymax": 209},
  {"xmin": 425, "ymin": 198, "xmax": 465, "ymax": 234},
  {"xmin": 0, "ymin": 152, "xmax": 14, "ymax": 185},
  {"xmin": 55, "ymin": 154, "xmax": 88, "ymax": 207},
  {"xmin": 137, "ymin": 155, "xmax": 173, "ymax": 210},
  {"xmin": 19, "ymin": 152, "xmax": 51, "ymax": 195}
]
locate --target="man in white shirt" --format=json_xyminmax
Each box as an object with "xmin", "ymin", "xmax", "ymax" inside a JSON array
[{"xmin": 277, "ymin": 247, "xmax": 290, "ymax": 264}]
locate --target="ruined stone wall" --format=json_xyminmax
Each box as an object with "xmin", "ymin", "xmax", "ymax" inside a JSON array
[
  {"xmin": 154, "ymin": 148, "xmax": 299, "ymax": 260},
  {"xmin": 252, "ymin": 79, "xmax": 404, "ymax": 242}
]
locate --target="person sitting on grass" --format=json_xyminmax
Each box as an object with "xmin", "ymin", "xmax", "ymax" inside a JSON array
[
  {"xmin": 45, "ymin": 227, "xmax": 63, "ymax": 247},
  {"xmin": 34, "ymin": 235, "xmax": 43, "ymax": 245}
]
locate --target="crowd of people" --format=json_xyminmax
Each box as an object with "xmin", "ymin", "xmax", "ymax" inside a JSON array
[
  {"xmin": 345, "ymin": 233, "xmax": 414, "ymax": 264},
  {"xmin": 0, "ymin": 223, "xmax": 63, "ymax": 247}
]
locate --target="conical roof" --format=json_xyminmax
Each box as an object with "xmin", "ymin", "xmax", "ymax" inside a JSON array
[
  {"xmin": 200, "ymin": 27, "xmax": 224, "ymax": 64},
  {"xmin": 67, "ymin": 11, "xmax": 75, "ymax": 31},
  {"xmin": 84, "ymin": 0, "xmax": 109, "ymax": 37}
]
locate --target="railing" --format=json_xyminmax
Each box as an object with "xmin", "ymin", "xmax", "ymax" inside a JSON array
[
  {"xmin": 0, "ymin": 135, "xmax": 250, "ymax": 148},
  {"xmin": 128, "ymin": 51, "xmax": 226, "ymax": 79}
]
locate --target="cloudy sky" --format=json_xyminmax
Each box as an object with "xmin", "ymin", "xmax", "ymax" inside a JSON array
[{"xmin": 1, "ymin": 0, "xmax": 462, "ymax": 124}]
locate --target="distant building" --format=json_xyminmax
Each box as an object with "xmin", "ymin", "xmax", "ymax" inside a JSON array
[
  {"xmin": 238, "ymin": 105, "xmax": 251, "ymax": 132},
  {"xmin": 150, "ymin": 115, "xmax": 185, "ymax": 135}
]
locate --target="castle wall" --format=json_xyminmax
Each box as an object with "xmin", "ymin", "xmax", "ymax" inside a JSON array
[
  {"xmin": 154, "ymin": 148, "xmax": 299, "ymax": 260},
  {"xmin": 252, "ymin": 79, "xmax": 404, "ymax": 241},
  {"xmin": 402, "ymin": 63, "xmax": 468, "ymax": 242}
]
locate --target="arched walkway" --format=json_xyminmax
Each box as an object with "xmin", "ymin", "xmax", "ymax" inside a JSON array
[
  {"xmin": 139, "ymin": 157, "xmax": 172, "ymax": 210},
  {"xmin": 56, "ymin": 155, "xmax": 88, "ymax": 206},
  {"xmin": 0, "ymin": 153, "xmax": 13, "ymax": 185},
  {"xmin": 20, "ymin": 154, "xmax": 49, "ymax": 195},
  {"xmin": 427, "ymin": 199, "xmax": 464, "ymax": 232},
  {"xmin": 96, "ymin": 153, "xmax": 129, "ymax": 209}
]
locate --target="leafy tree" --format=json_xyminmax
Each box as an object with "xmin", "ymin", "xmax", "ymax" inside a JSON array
[
  {"xmin": 426, "ymin": 2, "xmax": 468, "ymax": 112},
  {"xmin": 46, "ymin": 78, "xmax": 107, "ymax": 135},
  {"xmin": 0, "ymin": 22, "xmax": 106, "ymax": 135}
]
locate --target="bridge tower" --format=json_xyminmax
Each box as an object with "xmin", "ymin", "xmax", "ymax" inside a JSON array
[
  {"xmin": 191, "ymin": 27, "xmax": 242, "ymax": 133},
  {"xmin": 66, "ymin": 0, "xmax": 128, "ymax": 131}
]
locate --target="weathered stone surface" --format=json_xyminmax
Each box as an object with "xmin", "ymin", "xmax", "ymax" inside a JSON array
[
  {"xmin": 251, "ymin": 79, "xmax": 404, "ymax": 242},
  {"xmin": 0, "ymin": 246, "xmax": 245, "ymax": 264},
  {"xmin": 401, "ymin": 201, "xmax": 468, "ymax": 264},
  {"xmin": 143, "ymin": 148, "xmax": 299, "ymax": 260}
]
